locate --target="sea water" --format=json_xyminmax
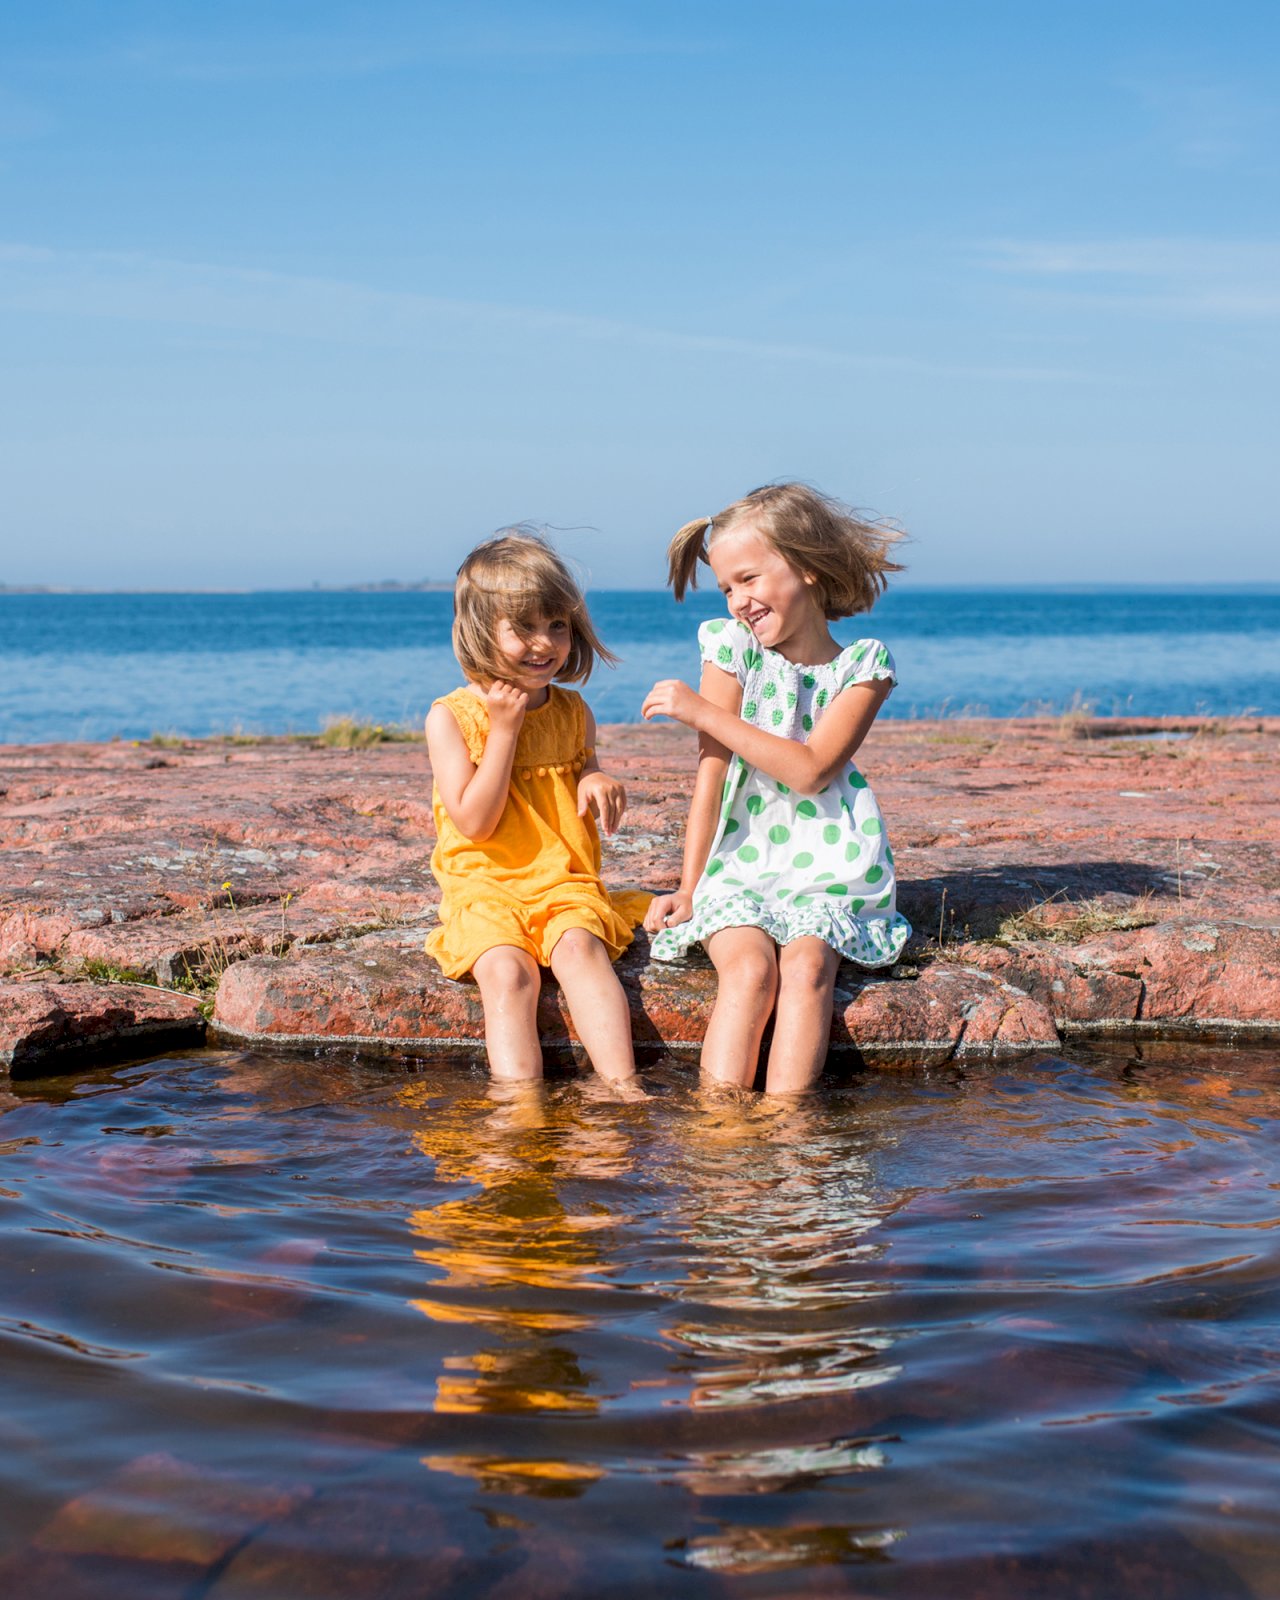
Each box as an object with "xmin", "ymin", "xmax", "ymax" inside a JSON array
[{"xmin": 1, "ymin": 587, "xmax": 1278, "ymax": 744}]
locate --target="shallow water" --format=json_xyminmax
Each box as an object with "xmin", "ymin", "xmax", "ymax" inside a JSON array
[{"xmin": 1, "ymin": 1045, "xmax": 1278, "ymax": 1597}]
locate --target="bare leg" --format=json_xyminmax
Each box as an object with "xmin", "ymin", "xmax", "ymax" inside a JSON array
[
  {"xmin": 548, "ymin": 928, "xmax": 637, "ymax": 1084},
  {"xmin": 472, "ymin": 945, "xmax": 543, "ymax": 1081},
  {"xmin": 765, "ymin": 937, "xmax": 840, "ymax": 1094},
  {"xmin": 703, "ymin": 926, "xmax": 779, "ymax": 1089}
]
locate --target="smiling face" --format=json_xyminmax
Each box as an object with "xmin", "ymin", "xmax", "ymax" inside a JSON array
[
  {"xmin": 494, "ymin": 611, "xmax": 573, "ymax": 703},
  {"xmin": 707, "ymin": 523, "xmax": 830, "ymax": 661}
]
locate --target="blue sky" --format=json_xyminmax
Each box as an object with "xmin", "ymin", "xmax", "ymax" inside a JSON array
[{"xmin": 2, "ymin": 1, "xmax": 1277, "ymax": 588}]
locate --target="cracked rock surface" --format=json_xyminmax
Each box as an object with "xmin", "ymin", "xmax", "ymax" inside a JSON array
[{"xmin": 2, "ymin": 716, "xmax": 1278, "ymax": 1073}]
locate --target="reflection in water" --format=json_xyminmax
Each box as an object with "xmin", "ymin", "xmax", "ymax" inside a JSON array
[
  {"xmin": 403, "ymin": 1080, "xmax": 630, "ymax": 1422},
  {"xmin": 0, "ymin": 1045, "xmax": 1278, "ymax": 1597}
]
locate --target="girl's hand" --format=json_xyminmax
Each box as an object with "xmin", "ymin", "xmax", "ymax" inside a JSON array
[
  {"xmin": 577, "ymin": 769, "xmax": 626, "ymax": 834},
  {"xmin": 641, "ymin": 679, "xmax": 706, "ymax": 730},
  {"xmin": 485, "ymin": 680, "xmax": 529, "ymax": 735},
  {"xmin": 644, "ymin": 889, "xmax": 694, "ymax": 933}
]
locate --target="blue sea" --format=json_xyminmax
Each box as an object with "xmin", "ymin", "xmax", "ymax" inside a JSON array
[{"xmin": 1, "ymin": 588, "xmax": 1277, "ymax": 744}]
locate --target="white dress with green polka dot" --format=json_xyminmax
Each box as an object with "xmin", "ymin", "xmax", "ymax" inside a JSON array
[{"xmin": 650, "ymin": 618, "xmax": 911, "ymax": 968}]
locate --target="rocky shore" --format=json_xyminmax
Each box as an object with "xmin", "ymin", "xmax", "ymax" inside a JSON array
[{"xmin": 2, "ymin": 717, "xmax": 1278, "ymax": 1076}]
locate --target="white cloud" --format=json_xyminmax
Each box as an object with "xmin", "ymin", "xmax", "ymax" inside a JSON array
[
  {"xmin": 981, "ymin": 238, "xmax": 1280, "ymax": 319},
  {"xmin": 0, "ymin": 241, "xmax": 1097, "ymax": 382}
]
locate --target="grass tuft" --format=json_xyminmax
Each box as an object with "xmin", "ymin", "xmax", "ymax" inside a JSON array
[
  {"xmin": 995, "ymin": 891, "xmax": 1159, "ymax": 945},
  {"xmin": 317, "ymin": 717, "xmax": 417, "ymax": 748}
]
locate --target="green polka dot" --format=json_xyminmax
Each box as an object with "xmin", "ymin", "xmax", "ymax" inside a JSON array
[
  {"xmin": 861, "ymin": 817, "xmax": 882, "ymax": 835},
  {"xmin": 746, "ymin": 649, "xmax": 763, "ymax": 670},
  {"xmin": 777, "ymin": 781, "xmax": 790, "ymax": 794},
  {"xmin": 823, "ymin": 823, "xmax": 841, "ymax": 844},
  {"xmin": 716, "ymin": 644, "xmax": 733, "ymax": 666},
  {"xmin": 876, "ymin": 646, "xmax": 889, "ymax": 669},
  {"xmin": 802, "ymin": 672, "xmax": 816, "ymax": 688},
  {"xmin": 762, "ymin": 680, "xmax": 777, "ymax": 700},
  {"xmin": 738, "ymin": 843, "xmax": 759, "ymax": 862},
  {"xmin": 865, "ymin": 865, "xmax": 885, "ymax": 884},
  {"xmin": 743, "ymin": 700, "xmax": 758, "ymax": 719},
  {"xmin": 792, "ymin": 850, "xmax": 814, "ymax": 868},
  {"xmin": 743, "ymin": 889, "xmax": 763, "ymax": 903},
  {"xmin": 797, "ymin": 799, "xmax": 818, "ymax": 818},
  {"xmin": 850, "ymin": 898, "xmax": 866, "ymax": 912},
  {"xmin": 786, "ymin": 690, "xmax": 797, "ymax": 708},
  {"xmin": 845, "ymin": 840, "xmax": 862, "ymax": 861},
  {"xmin": 705, "ymin": 618, "xmax": 726, "ymax": 633},
  {"xmin": 722, "ymin": 875, "xmax": 743, "ymax": 886},
  {"xmin": 706, "ymin": 858, "xmax": 724, "ymax": 875},
  {"xmin": 816, "ymin": 871, "xmax": 834, "ymax": 882},
  {"xmin": 877, "ymin": 893, "xmax": 892, "ymax": 909},
  {"xmin": 737, "ymin": 766, "xmax": 749, "ymax": 786},
  {"xmin": 723, "ymin": 817, "xmax": 740, "ymax": 834},
  {"xmin": 825, "ymin": 882, "xmax": 848, "ymax": 896},
  {"xmin": 802, "ymin": 713, "xmax": 813, "ymax": 732},
  {"xmin": 746, "ymin": 794, "xmax": 765, "ymax": 815},
  {"xmin": 771, "ymin": 708, "xmax": 784, "ymax": 726},
  {"xmin": 816, "ymin": 689, "xmax": 828, "ymax": 708},
  {"xmin": 767, "ymin": 824, "xmax": 791, "ymax": 844},
  {"xmin": 885, "ymin": 846, "xmax": 894, "ymax": 865},
  {"xmin": 848, "ymin": 771, "xmax": 867, "ymax": 789},
  {"xmin": 792, "ymin": 893, "xmax": 812, "ymax": 907}
]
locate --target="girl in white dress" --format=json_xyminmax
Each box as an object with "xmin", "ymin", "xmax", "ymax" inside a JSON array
[{"xmin": 643, "ymin": 483, "xmax": 911, "ymax": 1094}]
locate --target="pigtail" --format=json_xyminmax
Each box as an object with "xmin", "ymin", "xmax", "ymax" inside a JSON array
[{"xmin": 666, "ymin": 516, "xmax": 715, "ymax": 602}]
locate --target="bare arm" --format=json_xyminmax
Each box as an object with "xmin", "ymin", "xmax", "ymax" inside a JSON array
[
  {"xmin": 644, "ymin": 663, "xmax": 741, "ymax": 931},
  {"xmin": 425, "ymin": 684, "xmax": 527, "ymax": 842},
  {"xmin": 576, "ymin": 704, "xmax": 626, "ymax": 835},
  {"xmin": 641, "ymin": 672, "xmax": 892, "ymax": 797}
]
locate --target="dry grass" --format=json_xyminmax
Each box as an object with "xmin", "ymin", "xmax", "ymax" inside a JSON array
[{"xmin": 995, "ymin": 891, "xmax": 1159, "ymax": 945}]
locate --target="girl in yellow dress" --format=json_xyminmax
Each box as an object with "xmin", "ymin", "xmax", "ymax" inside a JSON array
[{"xmin": 425, "ymin": 532, "xmax": 648, "ymax": 1085}]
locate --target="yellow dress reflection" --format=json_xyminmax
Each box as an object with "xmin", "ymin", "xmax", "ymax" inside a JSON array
[{"xmin": 399, "ymin": 1078, "xmax": 636, "ymax": 1495}]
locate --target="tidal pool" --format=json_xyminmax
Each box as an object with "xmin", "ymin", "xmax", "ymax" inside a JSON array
[{"xmin": 0, "ymin": 1045, "xmax": 1277, "ymax": 1597}]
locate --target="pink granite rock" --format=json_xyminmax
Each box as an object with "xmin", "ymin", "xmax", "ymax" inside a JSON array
[
  {"xmin": 0, "ymin": 979, "xmax": 205, "ymax": 1073},
  {"xmin": 956, "ymin": 941, "xmax": 1145, "ymax": 1027},
  {"xmin": 5, "ymin": 716, "xmax": 1280, "ymax": 1070},
  {"xmin": 213, "ymin": 927, "xmax": 1059, "ymax": 1064},
  {"xmin": 1074, "ymin": 919, "xmax": 1280, "ymax": 1027}
]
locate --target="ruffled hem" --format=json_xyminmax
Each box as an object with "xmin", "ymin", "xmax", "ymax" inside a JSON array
[{"xmin": 649, "ymin": 890, "xmax": 910, "ymax": 970}]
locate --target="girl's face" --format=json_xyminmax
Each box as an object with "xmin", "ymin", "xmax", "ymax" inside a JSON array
[
  {"xmin": 494, "ymin": 611, "xmax": 572, "ymax": 702},
  {"xmin": 708, "ymin": 524, "xmax": 825, "ymax": 658}
]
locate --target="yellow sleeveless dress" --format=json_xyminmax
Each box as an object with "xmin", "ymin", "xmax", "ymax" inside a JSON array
[{"xmin": 425, "ymin": 686, "xmax": 650, "ymax": 979}]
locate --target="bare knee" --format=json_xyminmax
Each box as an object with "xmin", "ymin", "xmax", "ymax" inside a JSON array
[
  {"xmin": 474, "ymin": 947, "xmax": 540, "ymax": 1002},
  {"xmin": 550, "ymin": 927, "xmax": 607, "ymax": 970},
  {"xmin": 714, "ymin": 946, "xmax": 778, "ymax": 1010},
  {"xmin": 779, "ymin": 944, "xmax": 838, "ymax": 997}
]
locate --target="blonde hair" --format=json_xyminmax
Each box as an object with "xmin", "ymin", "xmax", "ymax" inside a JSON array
[
  {"xmin": 452, "ymin": 528, "xmax": 617, "ymax": 687},
  {"xmin": 666, "ymin": 482, "xmax": 906, "ymax": 618}
]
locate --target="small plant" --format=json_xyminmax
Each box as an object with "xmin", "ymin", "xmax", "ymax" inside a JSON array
[
  {"xmin": 995, "ymin": 891, "xmax": 1159, "ymax": 945},
  {"xmin": 317, "ymin": 717, "xmax": 419, "ymax": 748},
  {"xmin": 80, "ymin": 958, "xmax": 149, "ymax": 984}
]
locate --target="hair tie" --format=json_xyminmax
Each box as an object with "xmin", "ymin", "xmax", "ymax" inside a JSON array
[{"xmin": 704, "ymin": 517, "xmax": 714, "ymax": 538}]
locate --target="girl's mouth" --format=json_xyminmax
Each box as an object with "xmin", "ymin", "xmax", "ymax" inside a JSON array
[{"xmin": 743, "ymin": 605, "xmax": 771, "ymax": 630}]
